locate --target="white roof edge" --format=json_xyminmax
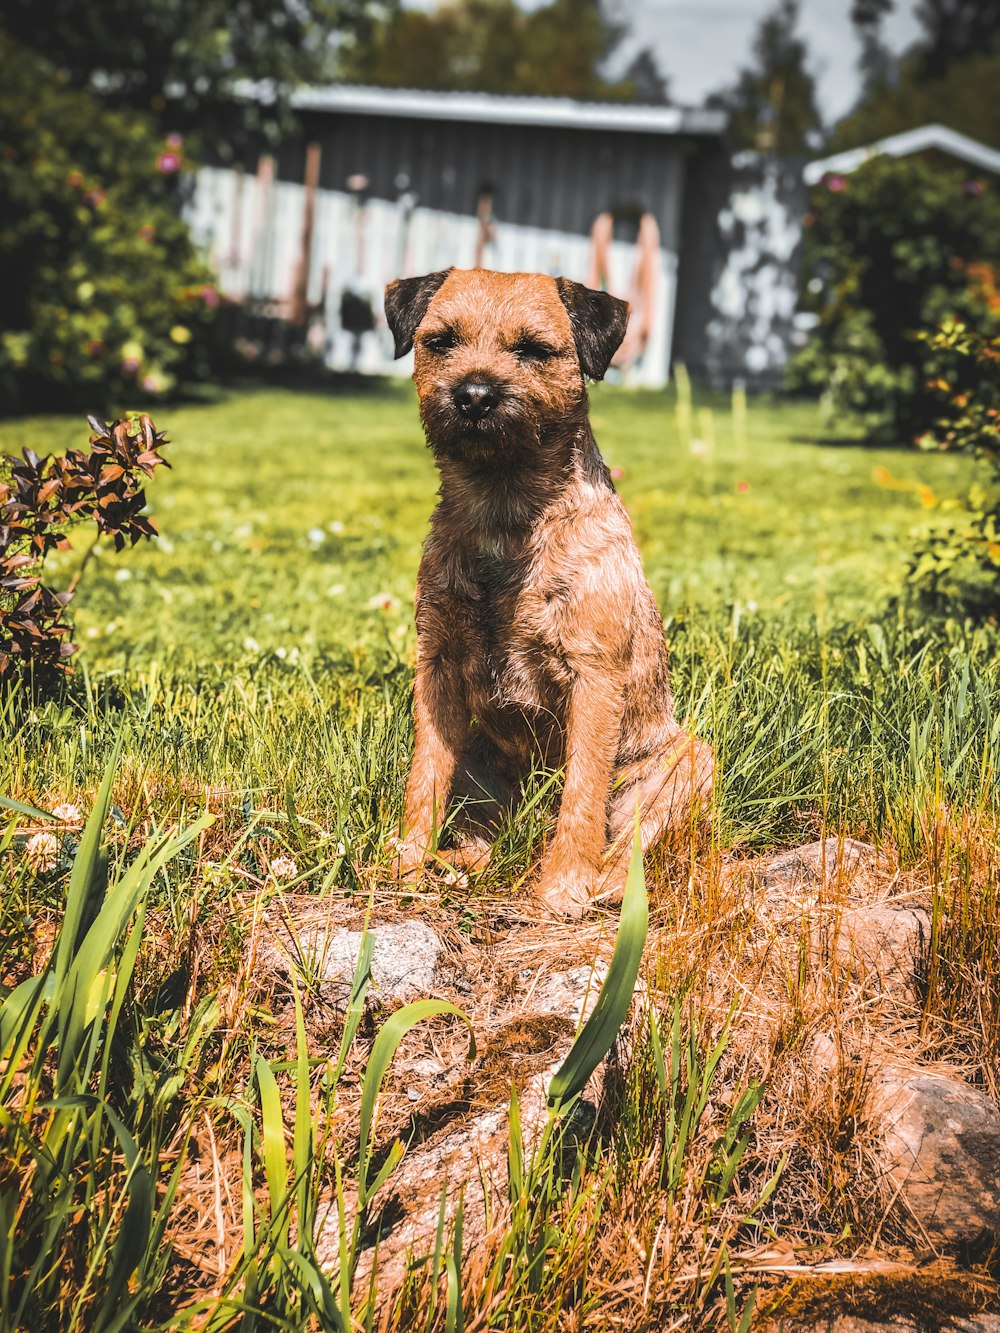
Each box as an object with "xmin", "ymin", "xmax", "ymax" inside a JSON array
[
  {"xmin": 804, "ymin": 123, "xmax": 1000, "ymax": 184},
  {"xmin": 236, "ymin": 80, "xmax": 726, "ymax": 135}
]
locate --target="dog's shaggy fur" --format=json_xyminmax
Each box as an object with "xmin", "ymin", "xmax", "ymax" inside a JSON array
[{"xmin": 385, "ymin": 267, "xmax": 712, "ymax": 916}]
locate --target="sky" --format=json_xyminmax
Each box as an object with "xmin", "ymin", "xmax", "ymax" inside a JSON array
[{"xmin": 614, "ymin": 0, "xmax": 923, "ymax": 124}]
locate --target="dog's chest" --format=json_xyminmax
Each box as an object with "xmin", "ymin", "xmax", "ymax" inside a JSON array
[{"xmin": 463, "ymin": 541, "xmax": 569, "ymax": 715}]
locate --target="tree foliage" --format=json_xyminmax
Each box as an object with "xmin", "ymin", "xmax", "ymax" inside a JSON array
[
  {"xmin": 0, "ymin": 0, "xmax": 363, "ymax": 133},
  {"xmin": 343, "ymin": 0, "xmax": 663, "ymax": 101},
  {"xmin": 788, "ymin": 156, "xmax": 1000, "ymax": 439},
  {"xmin": 0, "ymin": 38, "xmax": 217, "ymax": 412},
  {"xmin": 911, "ymin": 0, "xmax": 1000, "ymax": 81},
  {"xmin": 831, "ymin": 52, "xmax": 1000, "ymax": 152},
  {"xmin": 707, "ymin": 0, "xmax": 822, "ymax": 153},
  {"xmin": 835, "ymin": 0, "xmax": 1000, "ymax": 150}
]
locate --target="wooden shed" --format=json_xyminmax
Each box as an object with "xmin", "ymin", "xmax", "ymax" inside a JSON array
[{"xmin": 186, "ymin": 86, "xmax": 726, "ymax": 386}]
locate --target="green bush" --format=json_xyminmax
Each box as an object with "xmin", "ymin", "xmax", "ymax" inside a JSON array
[
  {"xmin": 0, "ymin": 36, "xmax": 218, "ymax": 412},
  {"xmin": 906, "ymin": 307, "xmax": 1000, "ymax": 618},
  {"xmin": 788, "ymin": 155, "xmax": 1000, "ymax": 440}
]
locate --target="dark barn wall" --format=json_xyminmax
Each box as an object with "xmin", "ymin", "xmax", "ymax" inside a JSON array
[{"xmin": 270, "ymin": 111, "xmax": 692, "ymax": 252}]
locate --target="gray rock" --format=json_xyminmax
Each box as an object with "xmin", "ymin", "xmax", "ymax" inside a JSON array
[
  {"xmin": 294, "ymin": 920, "xmax": 444, "ymax": 1002},
  {"xmin": 874, "ymin": 1066, "xmax": 1000, "ymax": 1246},
  {"xmin": 317, "ymin": 957, "xmax": 613, "ymax": 1296},
  {"xmin": 527, "ymin": 964, "xmax": 608, "ymax": 1025},
  {"xmin": 762, "ymin": 838, "xmax": 876, "ymax": 894},
  {"xmin": 832, "ymin": 904, "xmax": 930, "ymax": 993}
]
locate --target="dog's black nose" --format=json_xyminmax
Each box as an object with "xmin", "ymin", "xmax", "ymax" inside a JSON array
[{"xmin": 454, "ymin": 381, "xmax": 500, "ymax": 421}]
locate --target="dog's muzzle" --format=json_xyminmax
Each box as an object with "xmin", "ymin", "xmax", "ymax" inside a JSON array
[{"xmin": 453, "ymin": 380, "xmax": 500, "ymax": 423}]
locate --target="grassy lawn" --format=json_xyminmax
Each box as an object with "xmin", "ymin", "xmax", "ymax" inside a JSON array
[
  {"xmin": 3, "ymin": 383, "xmax": 1000, "ymax": 1328},
  {"xmin": 0, "ymin": 382, "xmax": 975, "ymax": 668}
]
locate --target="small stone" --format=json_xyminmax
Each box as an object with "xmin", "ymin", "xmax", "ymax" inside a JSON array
[
  {"xmin": 805, "ymin": 1030, "xmax": 839, "ymax": 1080},
  {"xmin": 874, "ymin": 1066, "xmax": 1000, "ymax": 1246},
  {"xmin": 296, "ymin": 920, "xmax": 444, "ymax": 1002},
  {"xmin": 833, "ymin": 904, "xmax": 929, "ymax": 992},
  {"xmin": 528, "ymin": 965, "xmax": 608, "ymax": 1026},
  {"xmin": 761, "ymin": 838, "xmax": 876, "ymax": 894}
]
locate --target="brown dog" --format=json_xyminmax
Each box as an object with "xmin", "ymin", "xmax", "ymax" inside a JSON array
[{"xmin": 384, "ymin": 268, "xmax": 712, "ymax": 917}]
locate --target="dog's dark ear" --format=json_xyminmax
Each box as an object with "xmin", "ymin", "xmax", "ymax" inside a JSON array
[
  {"xmin": 384, "ymin": 269, "xmax": 452, "ymax": 358},
  {"xmin": 555, "ymin": 278, "xmax": 630, "ymax": 381}
]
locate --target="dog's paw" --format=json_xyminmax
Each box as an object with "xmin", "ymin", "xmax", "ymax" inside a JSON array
[
  {"xmin": 445, "ymin": 836, "xmax": 493, "ymax": 874},
  {"xmin": 387, "ymin": 835, "xmax": 428, "ymax": 883},
  {"xmin": 535, "ymin": 867, "xmax": 594, "ymax": 919}
]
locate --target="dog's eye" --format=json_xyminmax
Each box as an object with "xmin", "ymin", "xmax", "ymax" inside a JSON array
[
  {"xmin": 513, "ymin": 338, "xmax": 557, "ymax": 363},
  {"xmin": 422, "ymin": 331, "xmax": 456, "ymax": 355}
]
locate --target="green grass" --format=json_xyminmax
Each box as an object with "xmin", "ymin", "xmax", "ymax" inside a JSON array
[
  {"xmin": 2, "ymin": 382, "xmax": 1000, "ymax": 1329},
  {"xmin": 0, "ymin": 382, "xmax": 974, "ymax": 667}
]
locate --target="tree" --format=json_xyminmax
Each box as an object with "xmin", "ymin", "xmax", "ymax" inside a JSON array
[
  {"xmin": 620, "ymin": 49, "xmax": 671, "ymax": 107},
  {"xmin": 911, "ymin": 0, "xmax": 1000, "ymax": 80},
  {"xmin": 1, "ymin": 0, "xmax": 374, "ymax": 135},
  {"xmin": 707, "ymin": 0, "xmax": 822, "ymax": 153},
  {"xmin": 344, "ymin": 0, "xmax": 662, "ymax": 101},
  {"xmin": 833, "ymin": 0, "xmax": 1000, "ymax": 150},
  {"xmin": 850, "ymin": 0, "xmax": 896, "ymax": 93}
]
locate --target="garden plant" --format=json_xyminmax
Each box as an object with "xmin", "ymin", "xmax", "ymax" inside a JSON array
[{"xmin": 788, "ymin": 155, "xmax": 1000, "ymax": 440}]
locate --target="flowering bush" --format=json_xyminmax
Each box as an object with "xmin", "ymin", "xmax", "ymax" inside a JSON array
[
  {"xmin": 906, "ymin": 313, "xmax": 1000, "ymax": 617},
  {"xmin": 0, "ymin": 36, "xmax": 219, "ymax": 411},
  {"xmin": 788, "ymin": 156, "xmax": 1000, "ymax": 440},
  {"xmin": 0, "ymin": 415, "xmax": 169, "ymax": 677}
]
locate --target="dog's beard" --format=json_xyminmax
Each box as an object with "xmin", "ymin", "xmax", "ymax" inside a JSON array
[{"xmin": 419, "ymin": 389, "xmax": 540, "ymax": 466}]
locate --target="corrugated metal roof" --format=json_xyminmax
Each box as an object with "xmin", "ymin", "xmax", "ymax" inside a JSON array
[
  {"xmin": 804, "ymin": 123, "xmax": 1000, "ymax": 184},
  {"xmin": 239, "ymin": 81, "xmax": 726, "ymax": 136}
]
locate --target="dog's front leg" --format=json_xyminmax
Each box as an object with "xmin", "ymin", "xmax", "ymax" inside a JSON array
[
  {"xmin": 396, "ymin": 651, "xmax": 470, "ymax": 878},
  {"xmin": 536, "ymin": 672, "xmax": 620, "ymax": 917}
]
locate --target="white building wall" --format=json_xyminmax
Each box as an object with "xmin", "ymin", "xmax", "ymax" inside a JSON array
[{"xmin": 187, "ymin": 166, "xmax": 676, "ymax": 387}]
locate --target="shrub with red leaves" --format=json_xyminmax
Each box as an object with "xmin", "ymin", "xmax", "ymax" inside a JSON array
[{"xmin": 0, "ymin": 414, "xmax": 169, "ymax": 677}]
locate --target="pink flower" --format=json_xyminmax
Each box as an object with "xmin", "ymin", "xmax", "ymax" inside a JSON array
[
  {"xmin": 736, "ymin": 480, "xmax": 750, "ymax": 493},
  {"xmin": 83, "ymin": 188, "xmax": 107, "ymax": 208},
  {"xmin": 121, "ymin": 357, "xmax": 140, "ymax": 375},
  {"xmin": 825, "ymin": 174, "xmax": 847, "ymax": 193},
  {"xmin": 52, "ymin": 803, "xmax": 82, "ymax": 824},
  {"xmin": 609, "ymin": 465, "xmax": 625, "ymax": 480},
  {"xmin": 142, "ymin": 374, "xmax": 161, "ymax": 394},
  {"xmin": 138, "ymin": 223, "xmax": 156, "ymax": 242},
  {"xmin": 156, "ymin": 151, "xmax": 181, "ymax": 175},
  {"xmin": 200, "ymin": 284, "xmax": 220, "ymax": 308},
  {"xmin": 166, "ymin": 132, "xmax": 184, "ymax": 150},
  {"xmin": 270, "ymin": 854, "xmax": 298, "ymax": 881},
  {"xmin": 85, "ymin": 338, "xmax": 104, "ymax": 358}
]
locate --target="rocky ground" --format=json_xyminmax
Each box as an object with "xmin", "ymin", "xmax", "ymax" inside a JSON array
[{"xmin": 252, "ymin": 836, "xmax": 1000, "ymax": 1327}]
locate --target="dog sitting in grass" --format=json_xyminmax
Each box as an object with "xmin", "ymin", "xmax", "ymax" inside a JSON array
[{"xmin": 384, "ymin": 267, "xmax": 712, "ymax": 917}]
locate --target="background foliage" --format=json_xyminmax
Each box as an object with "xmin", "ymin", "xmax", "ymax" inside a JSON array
[
  {"xmin": 0, "ymin": 38, "xmax": 218, "ymax": 413},
  {"xmin": 1, "ymin": 0, "xmax": 359, "ymax": 141},
  {"xmin": 707, "ymin": 0, "xmax": 822, "ymax": 154},
  {"xmin": 840, "ymin": 0, "xmax": 1000, "ymax": 150},
  {"xmin": 787, "ymin": 156, "xmax": 1000, "ymax": 440},
  {"xmin": 343, "ymin": 0, "xmax": 665, "ymax": 101},
  {"xmin": 907, "ymin": 308, "xmax": 1000, "ymax": 617}
]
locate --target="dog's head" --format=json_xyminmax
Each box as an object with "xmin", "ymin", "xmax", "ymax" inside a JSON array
[{"xmin": 384, "ymin": 268, "xmax": 628, "ymax": 464}]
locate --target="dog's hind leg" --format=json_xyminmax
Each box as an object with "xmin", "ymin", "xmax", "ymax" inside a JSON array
[{"xmin": 597, "ymin": 731, "xmax": 714, "ymax": 903}]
